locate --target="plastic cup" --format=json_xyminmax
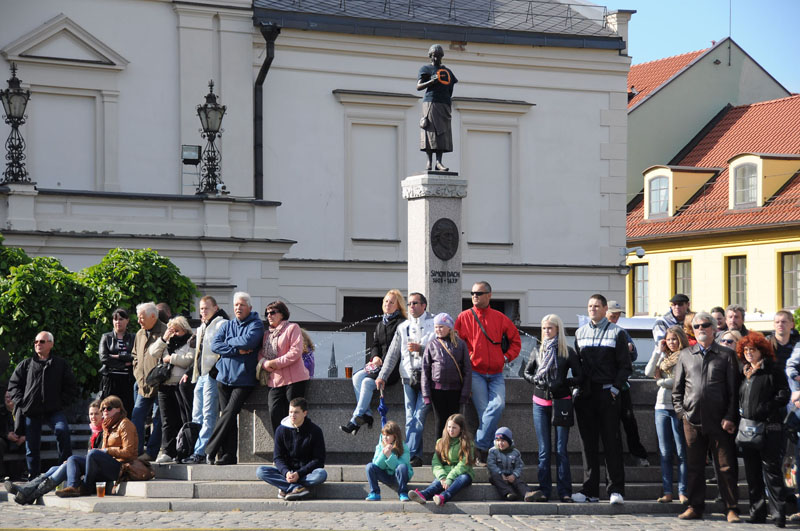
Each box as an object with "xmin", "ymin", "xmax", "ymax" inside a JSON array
[
  {"xmin": 344, "ymin": 366, "xmax": 353, "ymax": 378},
  {"xmin": 96, "ymin": 481, "xmax": 106, "ymax": 497}
]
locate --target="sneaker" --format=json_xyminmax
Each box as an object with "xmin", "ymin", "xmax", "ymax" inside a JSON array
[
  {"xmin": 285, "ymin": 486, "xmax": 309, "ymax": 500},
  {"xmin": 526, "ymin": 490, "xmax": 548, "ymax": 502},
  {"xmin": 609, "ymin": 493, "xmax": 624, "ymax": 505},
  {"xmin": 409, "ymin": 456, "xmax": 423, "ymax": 468},
  {"xmin": 399, "ymin": 493, "xmax": 410, "ymax": 502},
  {"xmin": 636, "ymin": 457, "xmax": 650, "ymax": 467},
  {"xmin": 154, "ymin": 452, "xmax": 175, "ymax": 464},
  {"xmin": 506, "ymin": 493, "xmax": 519, "ymax": 501},
  {"xmin": 571, "ymin": 492, "xmax": 599, "ymax": 503},
  {"xmin": 180, "ymin": 454, "xmax": 206, "ymax": 465},
  {"xmin": 277, "ymin": 490, "xmax": 286, "ymax": 500},
  {"xmin": 138, "ymin": 452, "xmax": 153, "ymax": 462},
  {"xmin": 409, "ymin": 489, "xmax": 426, "ymax": 505},
  {"xmin": 365, "ymin": 491, "xmax": 381, "ymax": 501},
  {"xmin": 433, "ymin": 494, "xmax": 445, "ymax": 506}
]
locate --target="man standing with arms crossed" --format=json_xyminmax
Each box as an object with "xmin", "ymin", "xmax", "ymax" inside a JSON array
[{"xmin": 455, "ymin": 281, "xmax": 521, "ymax": 464}]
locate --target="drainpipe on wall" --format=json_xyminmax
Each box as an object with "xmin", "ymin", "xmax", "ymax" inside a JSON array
[{"xmin": 254, "ymin": 22, "xmax": 281, "ymax": 200}]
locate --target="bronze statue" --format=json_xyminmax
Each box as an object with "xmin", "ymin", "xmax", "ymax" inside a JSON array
[{"xmin": 417, "ymin": 44, "xmax": 457, "ymax": 171}]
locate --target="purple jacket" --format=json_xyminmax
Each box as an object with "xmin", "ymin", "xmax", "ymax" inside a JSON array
[{"xmin": 422, "ymin": 336, "xmax": 472, "ymax": 405}]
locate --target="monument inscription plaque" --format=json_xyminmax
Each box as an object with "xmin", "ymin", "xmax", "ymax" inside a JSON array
[{"xmin": 431, "ymin": 217, "xmax": 459, "ymax": 261}]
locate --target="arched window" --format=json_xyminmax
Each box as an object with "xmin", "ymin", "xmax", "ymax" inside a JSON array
[
  {"xmin": 648, "ymin": 176, "xmax": 669, "ymax": 216},
  {"xmin": 734, "ymin": 163, "xmax": 757, "ymax": 205}
]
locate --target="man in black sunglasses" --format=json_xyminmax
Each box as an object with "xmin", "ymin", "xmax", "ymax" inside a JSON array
[{"xmin": 672, "ymin": 312, "xmax": 740, "ymax": 523}]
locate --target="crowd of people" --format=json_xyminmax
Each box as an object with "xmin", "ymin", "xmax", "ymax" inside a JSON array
[{"xmin": 2, "ymin": 283, "xmax": 800, "ymax": 526}]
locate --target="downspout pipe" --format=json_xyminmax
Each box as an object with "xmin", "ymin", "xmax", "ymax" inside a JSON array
[{"xmin": 254, "ymin": 22, "xmax": 280, "ymax": 200}]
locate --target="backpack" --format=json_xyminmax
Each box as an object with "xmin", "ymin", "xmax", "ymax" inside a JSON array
[{"xmin": 176, "ymin": 421, "xmax": 201, "ymax": 461}]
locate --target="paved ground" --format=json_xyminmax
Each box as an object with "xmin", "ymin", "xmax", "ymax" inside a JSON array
[{"xmin": 0, "ymin": 503, "xmax": 776, "ymax": 530}]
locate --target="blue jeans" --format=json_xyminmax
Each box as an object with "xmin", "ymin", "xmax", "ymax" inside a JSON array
[
  {"xmin": 83, "ymin": 449, "xmax": 121, "ymax": 490},
  {"xmin": 131, "ymin": 381, "xmax": 162, "ymax": 456},
  {"xmin": 470, "ymin": 372, "xmax": 506, "ymax": 451},
  {"xmin": 63, "ymin": 456, "xmax": 88, "ymax": 487},
  {"xmin": 255, "ymin": 465, "xmax": 327, "ymax": 492},
  {"xmin": 532, "ymin": 402, "xmax": 572, "ymax": 498},
  {"xmin": 366, "ymin": 462, "xmax": 410, "ymax": 495},
  {"xmin": 350, "ymin": 369, "xmax": 376, "ymax": 423},
  {"xmin": 403, "ymin": 383, "xmax": 430, "ymax": 458},
  {"xmin": 654, "ymin": 408, "xmax": 687, "ymax": 496},
  {"xmin": 25, "ymin": 411, "xmax": 72, "ymax": 476},
  {"xmin": 419, "ymin": 473, "xmax": 472, "ymax": 502},
  {"xmin": 191, "ymin": 374, "xmax": 219, "ymax": 455}
]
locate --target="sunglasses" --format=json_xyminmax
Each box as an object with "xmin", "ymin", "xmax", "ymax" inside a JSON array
[
  {"xmin": 408, "ymin": 301, "xmax": 423, "ymax": 306},
  {"xmin": 470, "ymin": 291, "xmax": 488, "ymax": 296},
  {"xmin": 101, "ymin": 406, "xmax": 117, "ymax": 411},
  {"xmin": 692, "ymin": 322, "xmax": 712, "ymax": 329},
  {"xmin": 719, "ymin": 338, "xmax": 735, "ymax": 345},
  {"xmin": 34, "ymin": 339, "xmax": 50, "ymax": 344},
  {"xmin": 266, "ymin": 310, "xmax": 279, "ymax": 316}
]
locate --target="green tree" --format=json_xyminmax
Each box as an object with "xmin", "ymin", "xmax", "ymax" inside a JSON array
[
  {"xmin": 0, "ymin": 256, "xmax": 97, "ymax": 387},
  {"xmin": 0, "ymin": 233, "xmax": 31, "ymax": 278}
]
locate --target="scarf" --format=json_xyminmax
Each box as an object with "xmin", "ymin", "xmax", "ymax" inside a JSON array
[
  {"xmin": 382, "ymin": 310, "xmax": 400, "ymax": 325},
  {"xmin": 659, "ymin": 349, "xmax": 681, "ymax": 375},
  {"xmin": 263, "ymin": 320, "xmax": 289, "ymax": 361},
  {"xmin": 89, "ymin": 423, "xmax": 103, "ymax": 449},
  {"xmin": 743, "ymin": 359, "xmax": 763, "ymax": 380},
  {"xmin": 534, "ymin": 337, "xmax": 558, "ymax": 385},
  {"xmin": 167, "ymin": 332, "xmax": 191, "ymax": 354},
  {"xmin": 101, "ymin": 410, "xmax": 122, "ymax": 432}
]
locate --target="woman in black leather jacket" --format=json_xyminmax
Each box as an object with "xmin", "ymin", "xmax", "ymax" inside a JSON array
[
  {"xmin": 736, "ymin": 331, "xmax": 790, "ymax": 526},
  {"xmin": 99, "ymin": 308, "xmax": 135, "ymax": 416},
  {"xmin": 340, "ymin": 289, "xmax": 406, "ymax": 435},
  {"xmin": 523, "ymin": 314, "xmax": 582, "ymax": 502}
]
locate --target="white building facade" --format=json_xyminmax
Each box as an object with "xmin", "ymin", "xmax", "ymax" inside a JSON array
[{"xmin": 1, "ymin": 0, "xmax": 632, "ymax": 327}]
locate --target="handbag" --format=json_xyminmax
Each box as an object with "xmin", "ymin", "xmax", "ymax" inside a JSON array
[
  {"xmin": 145, "ymin": 361, "xmax": 172, "ymax": 388},
  {"xmin": 119, "ymin": 458, "xmax": 155, "ymax": 481},
  {"xmin": 735, "ymin": 418, "xmax": 766, "ymax": 449},
  {"xmin": 552, "ymin": 398, "xmax": 574, "ymax": 427},
  {"xmin": 363, "ymin": 362, "xmax": 381, "ymax": 380},
  {"xmin": 470, "ymin": 309, "xmax": 510, "ymax": 354}
]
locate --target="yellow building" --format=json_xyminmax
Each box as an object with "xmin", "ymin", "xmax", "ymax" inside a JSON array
[{"xmin": 625, "ymin": 95, "xmax": 800, "ymax": 331}]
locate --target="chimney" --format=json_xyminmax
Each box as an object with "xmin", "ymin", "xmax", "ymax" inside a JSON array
[{"xmin": 606, "ymin": 9, "xmax": 636, "ymax": 56}]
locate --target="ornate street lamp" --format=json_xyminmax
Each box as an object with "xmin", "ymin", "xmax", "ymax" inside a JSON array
[
  {"xmin": 0, "ymin": 63, "xmax": 32, "ymax": 184},
  {"xmin": 195, "ymin": 80, "xmax": 227, "ymax": 195}
]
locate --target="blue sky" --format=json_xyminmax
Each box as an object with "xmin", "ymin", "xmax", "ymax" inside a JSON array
[{"xmin": 603, "ymin": 0, "xmax": 799, "ymax": 94}]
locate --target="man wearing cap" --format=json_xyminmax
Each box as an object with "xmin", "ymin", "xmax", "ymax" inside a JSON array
[
  {"xmin": 455, "ymin": 281, "xmax": 521, "ymax": 464},
  {"xmin": 607, "ymin": 302, "xmax": 648, "ymax": 467},
  {"xmin": 652, "ymin": 294, "xmax": 690, "ymax": 359}
]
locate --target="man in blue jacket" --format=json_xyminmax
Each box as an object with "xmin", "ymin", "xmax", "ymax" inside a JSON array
[
  {"xmin": 205, "ymin": 291, "xmax": 264, "ymax": 465},
  {"xmin": 256, "ymin": 397, "xmax": 326, "ymax": 500}
]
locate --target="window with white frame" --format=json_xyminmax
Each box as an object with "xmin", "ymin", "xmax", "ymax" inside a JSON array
[
  {"xmin": 733, "ymin": 163, "xmax": 757, "ymax": 206},
  {"xmin": 648, "ymin": 176, "xmax": 669, "ymax": 216},
  {"xmin": 632, "ymin": 264, "xmax": 649, "ymax": 315},
  {"xmin": 728, "ymin": 256, "xmax": 747, "ymax": 308},
  {"xmin": 782, "ymin": 252, "xmax": 800, "ymax": 309}
]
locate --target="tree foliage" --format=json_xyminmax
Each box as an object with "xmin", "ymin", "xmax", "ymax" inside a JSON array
[{"xmin": 0, "ymin": 243, "xmax": 197, "ymax": 395}]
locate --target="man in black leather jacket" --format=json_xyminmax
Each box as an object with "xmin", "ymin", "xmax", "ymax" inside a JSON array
[{"xmin": 672, "ymin": 312, "xmax": 740, "ymax": 523}]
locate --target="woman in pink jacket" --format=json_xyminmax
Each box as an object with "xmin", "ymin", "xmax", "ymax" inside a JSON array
[{"xmin": 257, "ymin": 301, "xmax": 310, "ymax": 433}]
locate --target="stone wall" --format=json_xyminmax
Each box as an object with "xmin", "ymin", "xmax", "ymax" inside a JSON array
[{"xmin": 239, "ymin": 378, "xmax": 660, "ymax": 464}]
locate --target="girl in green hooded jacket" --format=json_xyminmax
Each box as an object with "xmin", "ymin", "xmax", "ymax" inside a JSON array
[{"xmin": 409, "ymin": 413, "xmax": 474, "ymax": 506}]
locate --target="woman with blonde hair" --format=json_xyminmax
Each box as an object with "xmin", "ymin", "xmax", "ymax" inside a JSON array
[
  {"xmin": 523, "ymin": 314, "xmax": 582, "ymax": 502},
  {"xmin": 645, "ymin": 324, "xmax": 689, "ymax": 504},
  {"xmin": 149, "ymin": 315, "xmax": 195, "ymax": 464},
  {"xmin": 341, "ymin": 289, "xmax": 407, "ymax": 434},
  {"xmin": 364, "ymin": 420, "xmax": 414, "ymax": 501}
]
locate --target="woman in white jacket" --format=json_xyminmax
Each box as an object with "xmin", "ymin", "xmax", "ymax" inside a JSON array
[
  {"xmin": 149, "ymin": 315, "xmax": 195, "ymax": 464},
  {"xmin": 644, "ymin": 324, "xmax": 689, "ymax": 504}
]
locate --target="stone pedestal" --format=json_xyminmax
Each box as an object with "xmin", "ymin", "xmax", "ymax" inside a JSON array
[
  {"xmin": 2, "ymin": 182, "xmax": 38, "ymax": 231},
  {"xmin": 401, "ymin": 171, "xmax": 467, "ymax": 319}
]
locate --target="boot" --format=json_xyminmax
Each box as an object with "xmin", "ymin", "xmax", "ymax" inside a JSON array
[
  {"xmin": 15, "ymin": 477, "xmax": 56, "ymax": 505},
  {"xmin": 10, "ymin": 474, "xmax": 48, "ymax": 504}
]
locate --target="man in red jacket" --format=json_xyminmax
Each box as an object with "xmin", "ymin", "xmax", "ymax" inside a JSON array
[{"xmin": 454, "ymin": 281, "xmax": 521, "ymax": 463}]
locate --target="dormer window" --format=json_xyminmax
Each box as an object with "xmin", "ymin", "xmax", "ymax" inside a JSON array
[
  {"xmin": 733, "ymin": 162, "xmax": 757, "ymax": 206},
  {"xmin": 648, "ymin": 176, "xmax": 669, "ymax": 216}
]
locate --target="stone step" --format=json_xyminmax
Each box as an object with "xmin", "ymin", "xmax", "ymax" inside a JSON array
[
  {"xmin": 41, "ymin": 495, "xmax": 750, "ymax": 515},
  {"xmin": 118, "ymin": 478, "xmax": 751, "ymax": 501},
  {"xmin": 153, "ymin": 462, "xmax": 746, "ymax": 483}
]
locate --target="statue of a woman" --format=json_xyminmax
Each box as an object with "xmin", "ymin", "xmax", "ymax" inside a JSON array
[{"xmin": 417, "ymin": 44, "xmax": 458, "ymax": 171}]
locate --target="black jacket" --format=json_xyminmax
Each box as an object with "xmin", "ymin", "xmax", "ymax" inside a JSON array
[
  {"xmin": 273, "ymin": 416, "xmax": 326, "ymax": 479},
  {"xmin": 767, "ymin": 329, "xmax": 800, "ymax": 370},
  {"xmin": 99, "ymin": 332, "xmax": 135, "ymax": 375},
  {"xmin": 672, "ymin": 342, "xmax": 739, "ymax": 433},
  {"xmin": 8, "ymin": 355, "xmax": 77, "ymax": 417},
  {"xmin": 367, "ymin": 314, "xmax": 405, "ymax": 385},
  {"xmin": 739, "ymin": 358, "xmax": 790, "ymax": 423},
  {"xmin": 523, "ymin": 346, "xmax": 583, "ymax": 401}
]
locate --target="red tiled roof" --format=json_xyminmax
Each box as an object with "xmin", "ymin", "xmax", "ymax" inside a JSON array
[
  {"xmin": 627, "ymin": 49, "xmax": 707, "ymax": 108},
  {"xmin": 627, "ymin": 95, "xmax": 800, "ymax": 240}
]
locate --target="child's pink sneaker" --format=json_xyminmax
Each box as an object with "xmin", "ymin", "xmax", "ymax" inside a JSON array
[{"xmin": 433, "ymin": 494, "xmax": 445, "ymax": 506}]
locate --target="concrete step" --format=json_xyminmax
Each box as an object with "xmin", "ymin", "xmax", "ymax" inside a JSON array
[
  {"xmin": 119, "ymin": 478, "xmax": 751, "ymax": 502},
  {"xmin": 152, "ymin": 462, "xmax": 745, "ymax": 483},
  {"xmin": 40, "ymin": 495, "xmax": 747, "ymax": 515}
]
